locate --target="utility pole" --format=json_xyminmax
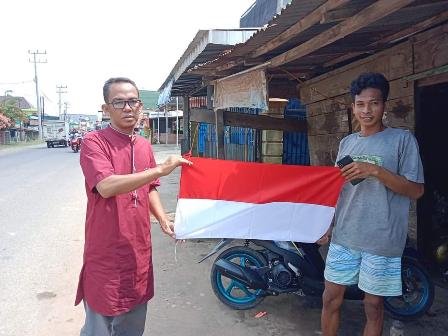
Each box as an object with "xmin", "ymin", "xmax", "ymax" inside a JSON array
[
  {"xmin": 165, "ymin": 104, "xmax": 168, "ymax": 145},
  {"xmin": 56, "ymin": 85, "xmax": 67, "ymax": 121},
  {"xmin": 176, "ymin": 97, "xmax": 179, "ymax": 148},
  {"xmin": 40, "ymin": 96, "xmax": 45, "ymax": 127},
  {"xmin": 64, "ymin": 101, "xmax": 70, "ymax": 122},
  {"xmin": 157, "ymin": 110, "xmax": 160, "ymax": 144},
  {"xmin": 28, "ymin": 50, "xmax": 47, "ymax": 140}
]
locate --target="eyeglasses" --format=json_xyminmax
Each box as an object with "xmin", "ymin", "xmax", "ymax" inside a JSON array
[{"xmin": 109, "ymin": 99, "xmax": 142, "ymax": 109}]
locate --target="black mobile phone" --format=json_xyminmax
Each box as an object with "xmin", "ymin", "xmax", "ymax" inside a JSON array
[
  {"xmin": 336, "ymin": 155, "xmax": 354, "ymax": 168},
  {"xmin": 336, "ymin": 155, "xmax": 364, "ymax": 186}
]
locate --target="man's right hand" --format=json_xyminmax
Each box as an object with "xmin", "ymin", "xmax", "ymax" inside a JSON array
[{"xmin": 159, "ymin": 155, "xmax": 193, "ymax": 176}]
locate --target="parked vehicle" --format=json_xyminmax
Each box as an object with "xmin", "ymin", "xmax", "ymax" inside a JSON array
[
  {"xmin": 201, "ymin": 239, "xmax": 434, "ymax": 321},
  {"xmin": 70, "ymin": 134, "xmax": 82, "ymax": 153},
  {"xmin": 43, "ymin": 121, "xmax": 69, "ymax": 148}
]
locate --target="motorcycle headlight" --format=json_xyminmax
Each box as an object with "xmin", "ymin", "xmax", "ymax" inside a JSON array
[{"xmin": 435, "ymin": 242, "xmax": 448, "ymax": 265}]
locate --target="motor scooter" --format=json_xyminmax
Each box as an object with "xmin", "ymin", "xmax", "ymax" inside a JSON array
[
  {"xmin": 70, "ymin": 135, "xmax": 81, "ymax": 153},
  {"xmin": 200, "ymin": 239, "xmax": 434, "ymax": 321}
]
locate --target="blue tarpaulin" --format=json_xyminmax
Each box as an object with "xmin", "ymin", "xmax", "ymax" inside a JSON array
[{"xmin": 158, "ymin": 78, "xmax": 174, "ymax": 106}]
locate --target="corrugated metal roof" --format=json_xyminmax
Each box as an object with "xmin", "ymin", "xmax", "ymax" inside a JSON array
[
  {"xmin": 0, "ymin": 96, "xmax": 33, "ymax": 109},
  {"xmin": 191, "ymin": 0, "xmax": 448, "ymax": 81},
  {"xmin": 139, "ymin": 90, "xmax": 159, "ymax": 110},
  {"xmin": 158, "ymin": 29, "xmax": 257, "ymax": 97},
  {"xmin": 191, "ymin": 0, "xmax": 329, "ymax": 70},
  {"xmin": 161, "ymin": 0, "xmax": 448, "ymax": 97}
]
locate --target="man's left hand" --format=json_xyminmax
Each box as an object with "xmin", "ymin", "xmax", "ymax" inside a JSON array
[
  {"xmin": 160, "ymin": 219, "xmax": 175, "ymax": 239},
  {"xmin": 316, "ymin": 226, "xmax": 332, "ymax": 245}
]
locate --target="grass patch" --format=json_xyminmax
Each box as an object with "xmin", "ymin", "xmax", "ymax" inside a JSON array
[{"xmin": 0, "ymin": 139, "xmax": 44, "ymax": 151}]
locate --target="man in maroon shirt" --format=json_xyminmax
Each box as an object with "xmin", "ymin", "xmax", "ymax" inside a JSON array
[{"xmin": 75, "ymin": 77, "xmax": 192, "ymax": 336}]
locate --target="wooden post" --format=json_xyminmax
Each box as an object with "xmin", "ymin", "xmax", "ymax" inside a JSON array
[
  {"xmin": 182, "ymin": 96, "xmax": 190, "ymax": 154},
  {"xmin": 215, "ymin": 109, "xmax": 225, "ymax": 159},
  {"xmin": 207, "ymin": 85, "xmax": 214, "ymax": 109},
  {"xmin": 261, "ymin": 99, "xmax": 288, "ymax": 164}
]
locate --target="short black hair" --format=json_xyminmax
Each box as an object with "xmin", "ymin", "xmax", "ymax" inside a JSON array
[
  {"xmin": 350, "ymin": 72, "xmax": 389, "ymax": 102},
  {"xmin": 103, "ymin": 77, "xmax": 139, "ymax": 103}
]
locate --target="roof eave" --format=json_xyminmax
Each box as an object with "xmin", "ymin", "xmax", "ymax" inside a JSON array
[{"xmin": 158, "ymin": 29, "xmax": 258, "ymax": 94}]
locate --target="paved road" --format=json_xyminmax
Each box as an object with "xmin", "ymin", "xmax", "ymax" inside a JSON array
[
  {"xmin": 0, "ymin": 143, "xmax": 447, "ymax": 336},
  {"xmin": 0, "ymin": 144, "xmax": 86, "ymax": 336}
]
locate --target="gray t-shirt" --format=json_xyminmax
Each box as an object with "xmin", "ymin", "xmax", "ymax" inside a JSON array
[{"xmin": 332, "ymin": 127, "xmax": 424, "ymax": 257}]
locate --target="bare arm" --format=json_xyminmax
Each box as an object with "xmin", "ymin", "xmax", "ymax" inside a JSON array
[
  {"xmin": 341, "ymin": 162, "xmax": 424, "ymax": 200},
  {"xmin": 316, "ymin": 163, "xmax": 423, "ymax": 244},
  {"xmin": 148, "ymin": 188, "xmax": 174, "ymax": 238},
  {"xmin": 374, "ymin": 166, "xmax": 424, "ymax": 199},
  {"xmin": 96, "ymin": 155, "xmax": 192, "ymax": 198}
]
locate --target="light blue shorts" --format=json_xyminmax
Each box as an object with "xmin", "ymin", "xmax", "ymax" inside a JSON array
[{"xmin": 324, "ymin": 242, "xmax": 402, "ymax": 297}]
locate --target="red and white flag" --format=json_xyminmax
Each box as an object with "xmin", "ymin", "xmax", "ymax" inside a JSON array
[{"xmin": 174, "ymin": 157, "xmax": 344, "ymax": 242}]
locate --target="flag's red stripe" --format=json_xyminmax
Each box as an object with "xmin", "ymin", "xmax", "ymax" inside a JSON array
[{"xmin": 179, "ymin": 157, "xmax": 344, "ymax": 207}]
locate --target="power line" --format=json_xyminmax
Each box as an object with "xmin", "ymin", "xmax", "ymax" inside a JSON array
[
  {"xmin": 28, "ymin": 50, "xmax": 47, "ymax": 140},
  {"xmin": 39, "ymin": 90, "xmax": 53, "ymax": 103},
  {"xmin": 0, "ymin": 80, "xmax": 34, "ymax": 85}
]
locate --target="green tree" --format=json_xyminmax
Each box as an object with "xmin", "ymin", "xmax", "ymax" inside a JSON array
[
  {"xmin": 0, "ymin": 112, "xmax": 11, "ymax": 129},
  {"xmin": 0, "ymin": 98, "xmax": 27, "ymax": 126}
]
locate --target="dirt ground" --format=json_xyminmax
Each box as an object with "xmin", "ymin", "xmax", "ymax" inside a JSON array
[
  {"xmin": 147, "ymin": 234, "xmax": 448, "ymax": 336},
  {"xmin": 4, "ymin": 143, "xmax": 444, "ymax": 336},
  {"xmin": 146, "ymin": 145, "xmax": 448, "ymax": 336}
]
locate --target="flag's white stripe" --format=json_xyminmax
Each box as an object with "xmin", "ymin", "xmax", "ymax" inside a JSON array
[{"xmin": 174, "ymin": 198, "xmax": 334, "ymax": 243}]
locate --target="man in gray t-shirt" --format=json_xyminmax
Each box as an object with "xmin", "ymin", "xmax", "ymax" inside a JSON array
[
  {"xmin": 332, "ymin": 127, "xmax": 424, "ymax": 257},
  {"xmin": 318, "ymin": 73, "xmax": 424, "ymax": 336}
]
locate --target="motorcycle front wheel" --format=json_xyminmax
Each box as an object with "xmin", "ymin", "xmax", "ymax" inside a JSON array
[
  {"xmin": 384, "ymin": 256, "xmax": 434, "ymax": 321},
  {"xmin": 210, "ymin": 246, "xmax": 267, "ymax": 310}
]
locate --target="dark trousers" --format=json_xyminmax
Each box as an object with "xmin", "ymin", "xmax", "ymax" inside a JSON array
[{"xmin": 80, "ymin": 300, "xmax": 148, "ymax": 336}]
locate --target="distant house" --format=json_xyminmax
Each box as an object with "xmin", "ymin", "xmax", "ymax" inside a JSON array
[
  {"xmin": 140, "ymin": 90, "xmax": 159, "ymax": 111},
  {"xmin": 0, "ymin": 96, "xmax": 36, "ymax": 143},
  {"xmin": 140, "ymin": 90, "xmax": 183, "ymax": 144},
  {"xmin": 66, "ymin": 113, "xmax": 99, "ymax": 132},
  {"xmin": 0, "ymin": 95, "xmax": 33, "ymax": 109}
]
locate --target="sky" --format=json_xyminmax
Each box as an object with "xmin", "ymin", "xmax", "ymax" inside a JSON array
[{"xmin": 0, "ymin": 0, "xmax": 255, "ymax": 117}]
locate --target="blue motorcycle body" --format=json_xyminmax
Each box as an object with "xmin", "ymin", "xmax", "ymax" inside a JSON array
[{"xmin": 202, "ymin": 239, "xmax": 434, "ymax": 321}]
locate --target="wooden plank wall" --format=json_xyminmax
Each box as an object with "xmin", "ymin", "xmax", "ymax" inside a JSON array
[
  {"xmin": 413, "ymin": 23, "xmax": 448, "ymax": 73},
  {"xmin": 301, "ymin": 21, "xmax": 448, "ymax": 167},
  {"xmin": 298, "ymin": 22, "xmax": 448, "ymax": 241},
  {"xmin": 301, "ymin": 41, "xmax": 415, "ymax": 166}
]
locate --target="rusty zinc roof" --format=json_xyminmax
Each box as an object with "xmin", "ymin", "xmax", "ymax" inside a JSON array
[{"xmin": 189, "ymin": 0, "xmax": 448, "ymax": 82}]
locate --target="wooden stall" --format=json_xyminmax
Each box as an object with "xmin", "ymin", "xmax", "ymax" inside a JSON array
[
  {"xmin": 299, "ymin": 22, "xmax": 448, "ymax": 265},
  {"xmin": 158, "ymin": 0, "xmax": 448, "ymax": 274}
]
